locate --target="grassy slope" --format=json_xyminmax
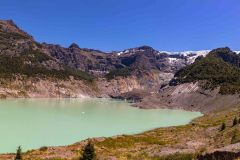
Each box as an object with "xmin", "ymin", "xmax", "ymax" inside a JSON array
[
  {"xmin": 105, "ymin": 67, "xmax": 132, "ymax": 80},
  {"xmin": 3, "ymin": 105, "xmax": 239, "ymax": 160}
]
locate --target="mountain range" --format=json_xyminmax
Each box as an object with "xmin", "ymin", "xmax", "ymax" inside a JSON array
[{"xmin": 0, "ymin": 19, "xmax": 240, "ymax": 112}]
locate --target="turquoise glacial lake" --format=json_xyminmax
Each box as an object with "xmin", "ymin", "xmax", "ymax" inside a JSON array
[{"xmin": 0, "ymin": 98, "xmax": 202, "ymax": 153}]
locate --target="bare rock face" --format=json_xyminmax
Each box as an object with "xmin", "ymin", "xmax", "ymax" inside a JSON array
[
  {"xmin": 0, "ymin": 20, "xmax": 33, "ymax": 39},
  {"xmin": 42, "ymin": 43, "xmax": 112, "ymax": 72},
  {"xmin": 198, "ymin": 143, "xmax": 240, "ymax": 160},
  {"xmin": 97, "ymin": 71, "xmax": 174, "ymax": 97},
  {"xmin": 43, "ymin": 42, "xmax": 208, "ymax": 77},
  {"xmin": 135, "ymin": 82, "xmax": 240, "ymax": 113},
  {"xmin": 0, "ymin": 20, "xmax": 34, "ymax": 54}
]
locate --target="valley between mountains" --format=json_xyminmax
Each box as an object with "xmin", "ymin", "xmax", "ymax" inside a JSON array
[{"xmin": 1, "ymin": 19, "xmax": 240, "ymax": 160}]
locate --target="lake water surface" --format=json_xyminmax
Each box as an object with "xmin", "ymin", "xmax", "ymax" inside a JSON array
[{"xmin": 0, "ymin": 98, "xmax": 202, "ymax": 153}]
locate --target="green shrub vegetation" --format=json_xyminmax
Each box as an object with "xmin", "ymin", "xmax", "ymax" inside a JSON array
[
  {"xmin": 0, "ymin": 30, "xmax": 94, "ymax": 82},
  {"xmin": 105, "ymin": 67, "xmax": 132, "ymax": 80},
  {"xmin": 208, "ymin": 47, "xmax": 240, "ymax": 68},
  {"xmin": 21, "ymin": 49, "xmax": 52, "ymax": 62},
  {"xmin": 0, "ymin": 50, "xmax": 94, "ymax": 82},
  {"xmin": 231, "ymin": 129, "xmax": 240, "ymax": 144},
  {"xmin": 0, "ymin": 32, "xmax": 28, "ymax": 51},
  {"xmin": 97, "ymin": 135, "xmax": 166, "ymax": 149},
  {"xmin": 0, "ymin": 31, "xmax": 28, "ymax": 41},
  {"xmin": 171, "ymin": 48, "xmax": 240, "ymax": 94},
  {"xmin": 39, "ymin": 146, "xmax": 48, "ymax": 152}
]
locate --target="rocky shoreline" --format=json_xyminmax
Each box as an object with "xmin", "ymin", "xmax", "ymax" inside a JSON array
[
  {"xmin": 112, "ymin": 82, "xmax": 240, "ymax": 114},
  {"xmin": 1, "ymin": 78, "xmax": 240, "ymax": 114}
]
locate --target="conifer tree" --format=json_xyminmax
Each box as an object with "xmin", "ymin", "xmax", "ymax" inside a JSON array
[
  {"xmin": 220, "ymin": 122, "xmax": 226, "ymax": 131},
  {"xmin": 80, "ymin": 141, "xmax": 96, "ymax": 160},
  {"xmin": 15, "ymin": 146, "xmax": 22, "ymax": 160},
  {"xmin": 233, "ymin": 117, "xmax": 238, "ymax": 126}
]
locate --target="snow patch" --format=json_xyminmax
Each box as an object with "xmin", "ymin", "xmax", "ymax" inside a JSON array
[
  {"xmin": 168, "ymin": 57, "xmax": 179, "ymax": 64},
  {"xmin": 235, "ymin": 51, "xmax": 240, "ymax": 54},
  {"xmin": 159, "ymin": 50, "xmax": 210, "ymax": 57}
]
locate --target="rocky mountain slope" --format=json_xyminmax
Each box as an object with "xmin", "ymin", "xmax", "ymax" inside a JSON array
[
  {"xmin": 43, "ymin": 42, "xmax": 211, "ymax": 76},
  {"xmin": 0, "ymin": 19, "xmax": 240, "ymax": 112},
  {"xmin": 0, "ymin": 20, "xmax": 98, "ymax": 98},
  {"xmin": 171, "ymin": 47, "xmax": 240, "ymax": 94},
  {"xmin": 0, "ymin": 20, "xmax": 94, "ymax": 81},
  {"xmin": 0, "ymin": 19, "xmax": 215, "ymax": 98},
  {"xmin": 134, "ymin": 48, "xmax": 240, "ymax": 113}
]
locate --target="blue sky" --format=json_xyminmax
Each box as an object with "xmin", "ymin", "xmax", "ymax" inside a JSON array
[{"xmin": 1, "ymin": 0, "xmax": 240, "ymax": 51}]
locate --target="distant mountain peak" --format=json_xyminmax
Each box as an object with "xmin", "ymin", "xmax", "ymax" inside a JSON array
[
  {"xmin": 0, "ymin": 19, "xmax": 33, "ymax": 39},
  {"xmin": 69, "ymin": 43, "xmax": 80, "ymax": 49},
  {"xmin": 137, "ymin": 45, "xmax": 154, "ymax": 51},
  {"xmin": 115, "ymin": 45, "xmax": 156, "ymax": 56},
  {"xmin": 0, "ymin": 19, "xmax": 15, "ymax": 26},
  {"xmin": 209, "ymin": 47, "xmax": 232, "ymax": 54}
]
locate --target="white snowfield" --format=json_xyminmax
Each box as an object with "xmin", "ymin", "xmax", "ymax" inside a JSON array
[
  {"xmin": 159, "ymin": 50, "xmax": 210, "ymax": 56},
  {"xmin": 116, "ymin": 48, "xmax": 240, "ymax": 65},
  {"xmin": 117, "ymin": 48, "xmax": 146, "ymax": 56},
  {"xmin": 165, "ymin": 50, "xmax": 210, "ymax": 64},
  {"xmin": 160, "ymin": 50, "xmax": 240, "ymax": 64}
]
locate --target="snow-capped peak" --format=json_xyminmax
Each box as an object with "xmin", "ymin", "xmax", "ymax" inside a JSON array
[
  {"xmin": 159, "ymin": 50, "xmax": 210, "ymax": 64},
  {"xmin": 116, "ymin": 47, "xmax": 148, "ymax": 56},
  {"xmin": 159, "ymin": 50, "xmax": 210, "ymax": 57}
]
